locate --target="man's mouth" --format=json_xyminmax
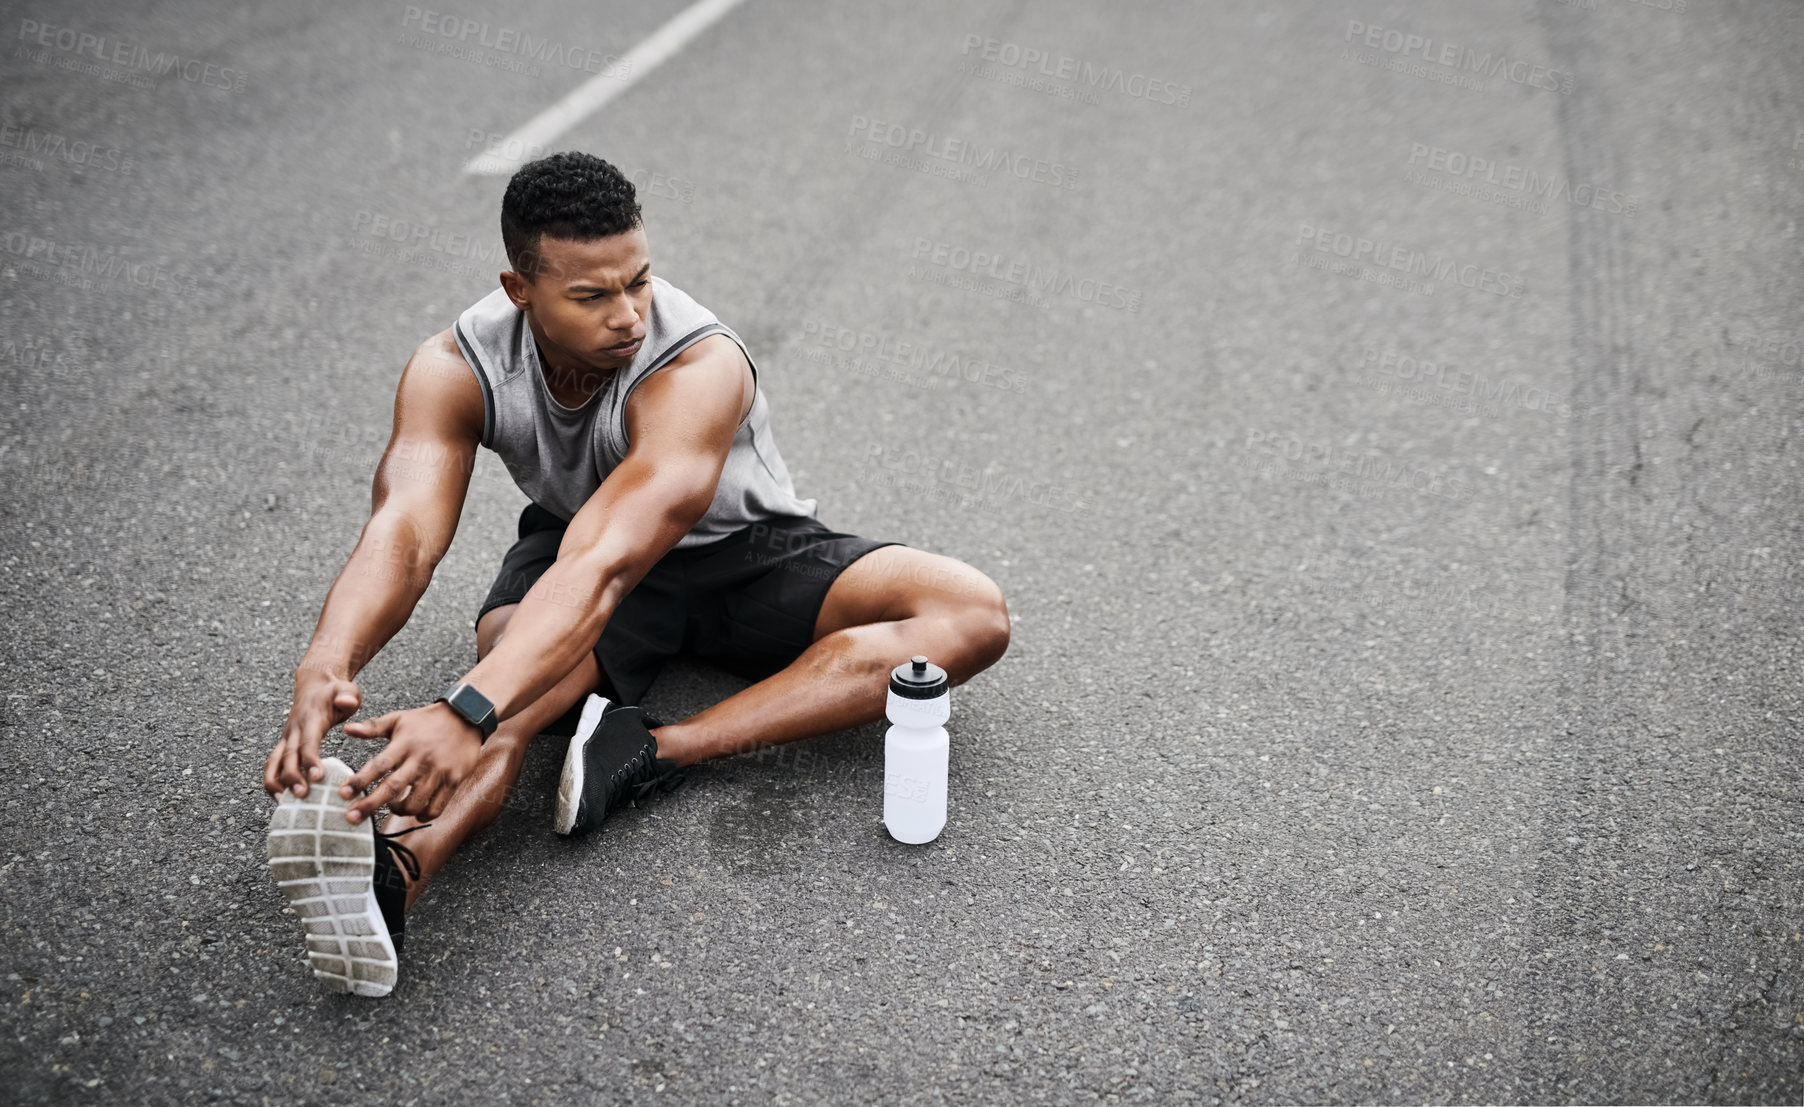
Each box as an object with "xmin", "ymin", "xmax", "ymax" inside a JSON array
[{"xmin": 605, "ymin": 337, "xmax": 643, "ymax": 356}]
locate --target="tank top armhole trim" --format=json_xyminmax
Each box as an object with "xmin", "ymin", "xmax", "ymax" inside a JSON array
[
  {"xmin": 736, "ymin": 331, "xmax": 760, "ymax": 425},
  {"xmin": 453, "ymin": 319, "xmax": 497, "ymax": 449},
  {"xmin": 617, "ymin": 322, "xmax": 734, "ymax": 409}
]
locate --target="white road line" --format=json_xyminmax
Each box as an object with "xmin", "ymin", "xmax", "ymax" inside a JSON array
[{"xmin": 462, "ymin": 0, "xmax": 752, "ymax": 176}]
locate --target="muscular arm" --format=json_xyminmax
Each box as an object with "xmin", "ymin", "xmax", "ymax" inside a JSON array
[
  {"xmin": 459, "ymin": 333, "xmax": 754, "ymax": 720},
  {"xmin": 263, "ymin": 330, "xmax": 484, "ymax": 797}
]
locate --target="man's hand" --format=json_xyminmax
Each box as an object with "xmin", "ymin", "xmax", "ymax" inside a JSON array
[
  {"xmin": 338, "ymin": 701, "xmax": 484, "ymax": 823},
  {"xmin": 265, "ymin": 670, "xmax": 363, "ymax": 799}
]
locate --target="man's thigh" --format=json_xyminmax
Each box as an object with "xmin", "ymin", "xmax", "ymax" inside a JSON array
[
  {"xmin": 811, "ymin": 544, "xmax": 1002, "ymax": 641},
  {"xmin": 679, "ymin": 515, "xmax": 900, "ymax": 676},
  {"xmin": 473, "ymin": 503, "xmax": 643, "ymax": 709}
]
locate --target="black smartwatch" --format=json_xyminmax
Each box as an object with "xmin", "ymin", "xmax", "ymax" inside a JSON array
[{"xmin": 436, "ymin": 681, "xmax": 498, "ymax": 742}]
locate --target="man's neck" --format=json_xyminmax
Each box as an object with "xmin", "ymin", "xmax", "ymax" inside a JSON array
[
  {"xmin": 530, "ymin": 328, "xmax": 613, "ymax": 408},
  {"xmin": 541, "ymin": 357, "xmax": 612, "ymax": 407}
]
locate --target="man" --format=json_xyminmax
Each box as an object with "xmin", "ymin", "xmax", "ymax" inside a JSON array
[{"xmin": 261, "ymin": 152, "xmax": 1011, "ymax": 997}]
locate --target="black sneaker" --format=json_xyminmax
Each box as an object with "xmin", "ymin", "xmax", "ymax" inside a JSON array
[
  {"xmin": 266, "ymin": 756, "xmax": 421, "ymax": 997},
  {"xmin": 553, "ymin": 694, "xmax": 688, "ymax": 836},
  {"xmin": 370, "ymin": 822, "xmax": 422, "ymax": 956}
]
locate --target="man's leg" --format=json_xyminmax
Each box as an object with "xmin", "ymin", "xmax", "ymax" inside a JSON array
[
  {"xmin": 650, "ymin": 545, "xmax": 1010, "ymax": 766},
  {"xmin": 382, "ymin": 603, "xmax": 609, "ymax": 910}
]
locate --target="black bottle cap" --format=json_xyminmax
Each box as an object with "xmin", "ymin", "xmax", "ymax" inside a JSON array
[{"xmin": 888, "ymin": 655, "xmax": 948, "ymax": 700}]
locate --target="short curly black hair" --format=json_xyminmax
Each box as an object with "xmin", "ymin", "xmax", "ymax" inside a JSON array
[{"xmin": 500, "ymin": 151, "xmax": 641, "ymax": 279}]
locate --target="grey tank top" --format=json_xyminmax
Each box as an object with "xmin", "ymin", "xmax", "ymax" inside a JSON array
[{"xmin": 453, "ymin": 275, "xmax": 818, "ymax": 549}]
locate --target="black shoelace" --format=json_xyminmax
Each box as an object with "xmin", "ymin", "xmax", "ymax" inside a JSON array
[
  {"xmin": 611, "ymin": 748, "xmax": 687, "ymax": 808},
  {"xmin": 373, "ymin": 822, "xmax": 428, "ymax": 886}
]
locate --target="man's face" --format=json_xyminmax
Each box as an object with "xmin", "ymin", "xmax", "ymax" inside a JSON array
[{"xmin": 501, "ymin": 227, "xmax": 653, "ymax": 375}]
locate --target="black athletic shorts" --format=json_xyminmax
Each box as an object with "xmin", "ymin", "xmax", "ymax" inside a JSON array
[{"xmin": 476, "ymin": 503, "xmax": 906, "ymax": 708}]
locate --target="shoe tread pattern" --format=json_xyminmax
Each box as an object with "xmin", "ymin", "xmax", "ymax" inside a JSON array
[{"xmin": 266, "ymin": 757, "xmax": 397, "ymax": 997}]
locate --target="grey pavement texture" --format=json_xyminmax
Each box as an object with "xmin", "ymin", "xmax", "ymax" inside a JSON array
[{"xmin": 2, "ymin": 0, "xmax": 1801, "ymax": 1103}]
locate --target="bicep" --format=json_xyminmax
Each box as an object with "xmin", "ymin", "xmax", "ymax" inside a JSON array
[
  {"xmin": 368, "ymin": 333, "xmax": 485, "ymax": 553},
  {"xmin": 627, "ymin": 335, "xmax": 750, "ymax": 508}
]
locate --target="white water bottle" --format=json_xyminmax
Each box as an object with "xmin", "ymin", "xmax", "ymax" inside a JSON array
[{"xmin": 884, "ymin": 655, "xmax": 950, "ymax": 844}]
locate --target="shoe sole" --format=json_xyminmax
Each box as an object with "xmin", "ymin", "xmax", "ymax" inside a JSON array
[
  {"xmin": 266, "ymin": 757, "xmax": 397, "ymax": 997},
  {"xmin": 554, "ymin": 694, "xmax": 611, "ymax": 836}
]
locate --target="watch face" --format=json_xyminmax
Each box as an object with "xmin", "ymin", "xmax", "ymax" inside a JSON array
[{"xmin": 445, "ymin": 683, "xmax": 496, "ymax": 735}]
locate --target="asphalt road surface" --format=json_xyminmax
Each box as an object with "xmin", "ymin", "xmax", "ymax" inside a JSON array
[{"xmin": 2, "ymin": 0, "xmax": 1801, "ymax": 1103}]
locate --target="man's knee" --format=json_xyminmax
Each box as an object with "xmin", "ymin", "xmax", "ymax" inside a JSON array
[
  {"xmin": 927, "ymin": 573, "xmax": 1010, "ymax": 670},
  {"xmin": 959, "ymin": 584, "xmax": 1012, "ymax": 667}
]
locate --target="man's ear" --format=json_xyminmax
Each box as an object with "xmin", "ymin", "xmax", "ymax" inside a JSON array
[{"xmin": 499, "ymin": 268, "xmax": 531, "ymax": 312}]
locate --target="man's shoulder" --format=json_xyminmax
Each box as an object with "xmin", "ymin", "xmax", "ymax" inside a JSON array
[
  {"xmin": 648, "ymin": 274, "xmax": 718, "ymax": 326},
  {"xmin": 398, "ymin": 327, "xmax": 487, "ymax": 443},
  {"xmin": 457, "ymin": 284, "xmax": 517, "ymax": 327},
  {"xmin": 410, "ymin": 326, "xmax": 473, "ymax": 375},
  {"xmin": 629, "ymin": 333, "xmax": 754, "ymax": 434},
  {"xmin": 451, "ymin": 285, "xmax": 524, "ymax": 383}
]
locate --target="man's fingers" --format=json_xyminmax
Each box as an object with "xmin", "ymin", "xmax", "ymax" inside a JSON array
[
  {"xmin": 389, "ymin": 769, "xmax": 440, "ymax": 819},
  {"xmin": 344, "ymin": 762, "xmax": 415, "ymax": 825},
  {"xmin": 301, "ymin": 738, "xmax": 325, "ymax": 785},
  {"xmin": 344, "ymin": 739, "xmax": 407, "ymax": 797},
  {"xmin": 276, "ymin": 725, "xmax": 313, "ymax": 798},
  {"xmin": 423, "ymin": 769, "xmax": 453, "ymax": 817},
  {"xmin": 343, "ymin": 711, "xmax": 401, "ymax": 741},
  {"xmin": 293, "ymin": 731, "xmax": 326, "ymax": 792},
  {"xmin": 263, "ymin": 742, "xmax": 284, "ymax": 796},
  {"xmin": 387, "ymin": 780, "xmax": 419, "ymax": 818},
  {"xmin": 331, "ymin": 683, "xmax": 363, "ymax": 720}
]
